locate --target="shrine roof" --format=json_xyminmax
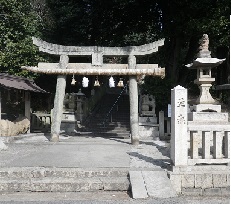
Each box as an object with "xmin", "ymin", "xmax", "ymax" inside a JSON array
[{"xmin": 0, "ymin": 73, "xmax": 47, "ymax": 93}]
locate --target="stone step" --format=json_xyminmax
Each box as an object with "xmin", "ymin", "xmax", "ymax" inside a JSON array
[
  {"xmin": 86, "ymin": 128, "xmax": 130, "ymax": 132},
  {"xmin": 88, "ymin": 123, "xmax": 130, "ymax": 128},
  {"xmin": 83, "ymin": 93, "xmax": 130, "ymax": 138},
  {"xmin": 0, "ymin": 167, "xmax": 130, "ymax": 192},
  {"xmin": 129, "ymin": 171, "xmax": 177, "ymax": 199},
  {"xmin": 91, "ymin": 132, "xmax": 130, "ymax": 139},
  {"xmin": 0, "ymin": 167, "xmax": 129, "ymax": 179},
  {"xmin": 0, "ymin": 177, "xmax": 130, "ymax": 192}
]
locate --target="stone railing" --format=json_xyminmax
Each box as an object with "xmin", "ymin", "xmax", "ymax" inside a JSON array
[
  {"xmin": 170, "ymin": 85, "xmax": 230, "ymax": 166},
  {"xmin": 31, "ymin": 112, "xmax": 51, "ymax": 132},
  {"xmin": 187, "ymin": 124, "xmax": 230, "ymax": 165},
  {"xmin": 169, "ymin": 85, "xmax": 230, "ymax": 196}
]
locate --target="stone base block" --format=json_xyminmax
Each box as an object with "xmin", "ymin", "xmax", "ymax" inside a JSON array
[
  {"xmin": 203, "ymin": 188, "xmax": 222, "ymax": 196},
  {"xmin": 140, "ymin": 112, "xmax": 156, "ymax": 117},
  {"xmin": 168, "ymin": 165, "xmax": 230, "ymax": 195},
  {"xmin": 61, "ymin": 111, "xmax": 77, "ymax": 135},
  {"xmin": 139, "ymin": 116, "xmax": 157, "ymax": 123},
  {"xmin": 62, "ymin": 112, "xmax": 76, "ymax": 121},
  {"xmin": 139, "ymin": 126, "xmax": 159, "ymax": 139},
  {"xmin": 60, "ymin": 121, "xmax": 77, "ymax": 135},
  {"xmin": 190, "ymin": 104, "xmax": 221, "ymax": 113},
  {"xmin": 188, "ymin": 112, "xmax": 229, "ymax": 122},
  {"xmin": 181, "ymin": 188, "xmax": 203, "ymax": 196},
  {"xmin": 221, "ymin": 187, "xmax": 230, "ymax": 196}
]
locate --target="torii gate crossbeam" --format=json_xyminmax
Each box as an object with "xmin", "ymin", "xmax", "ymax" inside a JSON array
[{"xmin": 22, "ymin": 38, "xmax": 165, "ymax": 145}]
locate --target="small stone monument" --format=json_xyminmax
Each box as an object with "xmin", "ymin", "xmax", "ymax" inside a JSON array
[
  {"xmin": 140, "ymin": 94, "xmax": 156, "ymax": 116},
  {"xmin": 139, "ymin": 94, "xmax": 159, "ymax": 139},
  {"xmin": 60, "ymin": 89, "xmax": 86, "ymax": 135},
  {"xmin": 60, "ymin": 93, "xmax": 78, "ymax": 135},
  {"xmin": 76, "ymin": 89, "xmax": 86, "ymax": 122}
]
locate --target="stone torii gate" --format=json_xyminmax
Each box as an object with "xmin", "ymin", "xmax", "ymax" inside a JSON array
[{"xmin": 22, "ymin": 37, "xmax": 165, "ymax": 144}]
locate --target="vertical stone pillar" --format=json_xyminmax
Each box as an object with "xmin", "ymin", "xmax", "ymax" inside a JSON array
[
  {"xmin": 166, "ymin": 120, "xmax": 171, "ymax": 135},
  {"xmin": 0, "ymin": 91, "xmax": 1, "ymax": 120},
  {"xmin": 51, "ymin": 55, "xmax": 69, "ymax": 142},
  {"xmin": 202, "ymin": 131, "xmax": 211, "ymax": 159},
  {"xmin": 128, "ymin": 55, "xmax": 139, "ymax": 145},
  {"xmin": 213, "ymin": 131, "xmax": 223, "ymax": 159},
  {"xmin": 24, "ymin": 91, "xmax": 31, "ymax": 133},
  {"xmin": 224, "ymin": 131, "xmax": 230, "ymax": 158},
  {"xmin": 170, "ymin": 85, "xmax": 188, "ymax": 166},
  {"xmin": 159, "ymin": 111, "xmax": 164, "ymax": 138}
]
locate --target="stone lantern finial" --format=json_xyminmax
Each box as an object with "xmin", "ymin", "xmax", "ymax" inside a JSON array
[
  {"xmin": 197, "ymin": 34, "xmax": 211, "ymax": 58},
  {"xmin": 199, "ymin": 34, "xmax": 209, "ymax": 51}
]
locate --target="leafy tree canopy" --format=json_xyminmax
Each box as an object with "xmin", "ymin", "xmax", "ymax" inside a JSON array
[
  {"xmin": 0, "ymin": 0, "xmax": 230, "ymax": 88},
  {"xmin": 0, "ymin": 0, "xmax": 42, "ymax": 77}
]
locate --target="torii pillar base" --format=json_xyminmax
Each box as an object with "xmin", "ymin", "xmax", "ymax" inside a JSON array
[{"xmin": 50, "ymin": 133, "xmax": 59, "ymax": 142}]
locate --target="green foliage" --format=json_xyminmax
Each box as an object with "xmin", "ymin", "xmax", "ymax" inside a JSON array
[
  {"xmin": 0, "ymin": 0, "xmax": 42, "ymax": 77},
  {"xmin": 0, "ymin": 0, "xmax": 229, "ymax": 103},
  {"xmin": 157, "ymin": 0, "xmax": 230, "ymax": 85},
  {"xmin": 45, "ymin": 0, "xmax": 162, "ymax": 46}
]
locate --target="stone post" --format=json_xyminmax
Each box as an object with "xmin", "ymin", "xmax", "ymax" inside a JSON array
[
  {"xmin": 51, "ymin": 55, "xmax": 69, "ymax": 142},
  {"xmin": 166, "ymin": 120, "xmax": 171, "ymax": 135},
  {"xmin": 170, "ymin": 85, "xmax": 188, "ymax": 166},
  {"xmin": 0, "ymin": 91, "xmax": 1, "ymax": 120},
  {"xmin": 159, "ymin": 111, "xmax": 164, "ymax": 138},
  {"xmin": 24, "ymin": 91, "xmax": 31, "ymax": 133},
  {"xmin": 128, "ymin": 55, "xmax": 139, "ymax": 145}
]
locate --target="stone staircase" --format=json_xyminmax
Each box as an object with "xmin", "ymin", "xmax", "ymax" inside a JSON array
[
  {"xmin": 0, "ymin": 167, "xmax": 178, "ymax": 198},
  {"xmin": 0, "ymin": 167, "xmax": 130, "ymax": 192},
  {"xmin": 81, "ymin": 94, "xmax": 130, "ymax": 138}
]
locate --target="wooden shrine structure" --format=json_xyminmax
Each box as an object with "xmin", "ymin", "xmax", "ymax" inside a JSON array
[{"xmin": 22, "ymin": 37, "xmax": 165, "ymax": 144}]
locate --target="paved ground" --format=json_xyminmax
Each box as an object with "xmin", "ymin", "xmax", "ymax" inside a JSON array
[{"xmin": 0, "ymin": 134, "xmax": 170, "ymax": 169}]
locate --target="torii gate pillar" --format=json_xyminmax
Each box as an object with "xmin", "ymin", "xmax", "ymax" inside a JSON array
[
  {"xmin": 50, "ymin": 55, "xmax": 69, "ymax": 142},
  {"xmin": 128, "ymin": 55, "xmax": 139, "ymax": 145}
]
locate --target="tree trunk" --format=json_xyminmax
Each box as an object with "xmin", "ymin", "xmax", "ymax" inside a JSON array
[
  {"xmin": 179, "ymin": 35, "xmax": 200, "ymax": 86},
  {"xmin": 165, "ymin": 37, "xmax": 182, "ymax": 85}
]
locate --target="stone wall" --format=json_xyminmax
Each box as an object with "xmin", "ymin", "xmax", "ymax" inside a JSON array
[{"xmin": 168, "ymin": 166, "xmax": 230, "ymax": 196}]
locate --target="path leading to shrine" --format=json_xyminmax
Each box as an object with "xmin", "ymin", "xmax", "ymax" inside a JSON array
[{"xmin": 0, "ymin": 134, "xmax": 175, "ymax": 198}]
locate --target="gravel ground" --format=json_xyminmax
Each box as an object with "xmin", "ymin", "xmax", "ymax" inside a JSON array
[{"xmin": 128, "ymin": 139, "xmax": 171, "ymax": 170}]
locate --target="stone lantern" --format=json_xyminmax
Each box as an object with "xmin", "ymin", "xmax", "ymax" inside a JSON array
[
  {"xmin": 186, "ymin": 34, "xmax": 225, "ymax": 113},
  {"xmin": 76, "ymin": 89, "xmax": 86, "ymax": 123}
]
